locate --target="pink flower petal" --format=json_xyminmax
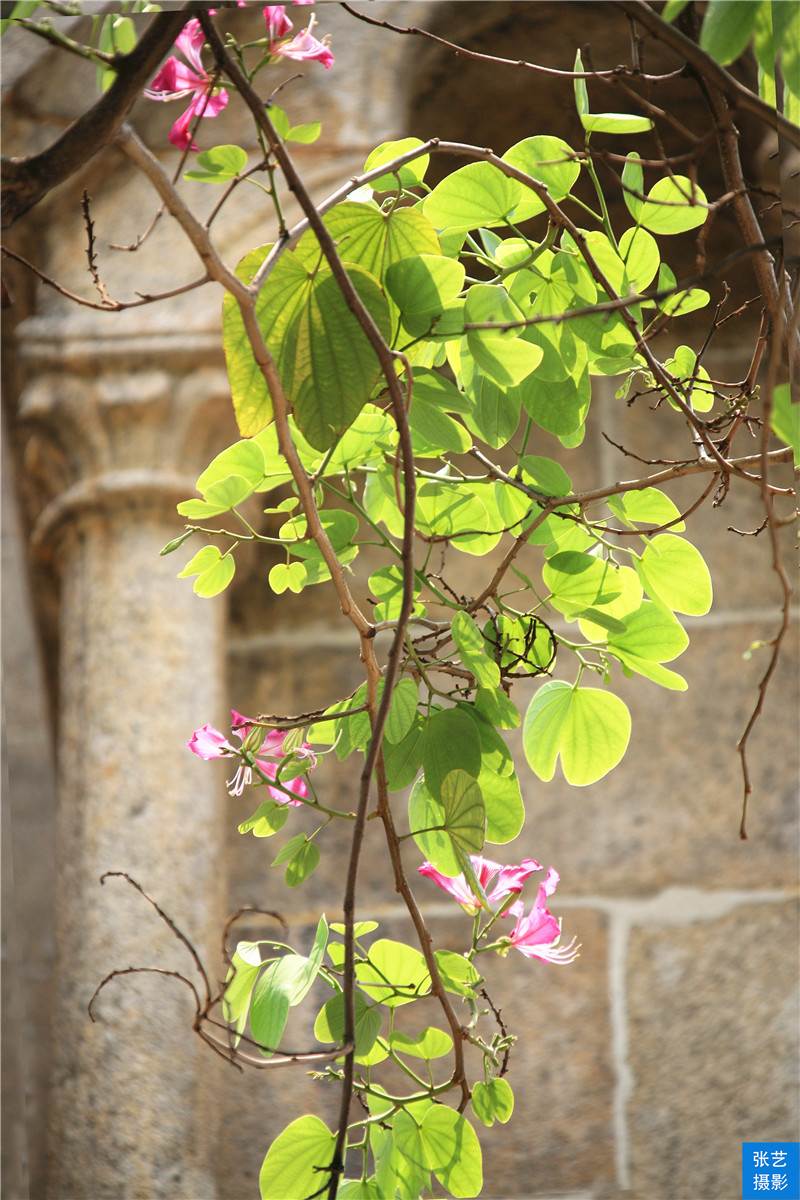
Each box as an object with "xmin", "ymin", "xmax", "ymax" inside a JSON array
[
  {"xmin": 273, "ymin": 25, "xmax": 334, "ymax": 68},
  {"xmin": 174, "ymin": 18, "xmax": 207, "ymax": 76},
  {"xmin": 187, "ymin": 724, "xmax": 236, "ymax": 759},
  {"xmin": 264, "ymin": 4, "xmax": 293, "ymax": 40},
  {"xmin": 255, "ymin": 760, "xmax": 307, "ymax": 806}
]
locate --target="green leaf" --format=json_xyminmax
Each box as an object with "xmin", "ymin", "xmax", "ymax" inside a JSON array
[
  {"xmin": 523, "ymin": 681, "xmax": 632, "ymax": 785},
  {"xmin": 577, "ymin": 565, "xmax": 643, "ymax": 642},
  {"xmin": 581, "ymin": 113, "xmax": 654, "ymax": 134},
  {"xmin": 184, "ymin": 144, "xmax": 248, "ymax": 183},
  {"xmin": 269, "ymin": 105, "xmax": 290, "ymax": 139},
  {"xmin": 639, "ymin": 535, "xmax": 713, "ymax": 615},
  {"xmin": 364, "ymin": 136, "xmax": 430, "ymax": 190},
  {"xmin": 699, "ymin": 0, "xmax": 759, "ymax": 64},
  {"xmin": 607, "ymin": 486, "xmax": 685, "ymax": 532},
  {"xmin": 389, "ymin": 1026, "xmax": 453, "ymax": 1060},
  {"xmin": 462, "ymin": 373, "xmax": 521, "ymax": 448},
  {"xmin": 258, "ymin": 1116, "xmax": 335, "ymax": 1200},
  {"xmin": 423, "ymin": 161, "xmax": 521, "ymax": 231},
  {"xmin": 222, "ymin": 941, "xmax": 262, "ymax": 1038},
  {"xmin": 478, "ymin": 768, "xmax": 525, "ymax": 844},
  {"xmin": 639, "ymin": 176, "xmax": 709, "ymax": 234},
  {"xmin": 409, "ymin": 777, "xmax": 461, "ymax": 876},
  {"xmin": 474, "ymin": 686, "xmax": 520, "ymax": 730},
  {"xmin": 177, "ymin": 545, "xmax": 235, "ymax": 598},
  {"xmin": 284, "ymin": 262, "xmax": 392, "ymax": 451},
  {"xmin": 451, "ymin": 611, "xmax": 501, "ymax": 688},
  {"xmin": 197, "ymin": 438, "xmax": 267, "ymax": 496},
  {"xmin": 440, "ymin": 769, "xmax": 486, "ymax": 857},
  {"xmin": 661, "ymin": 0, "xmax": 690, "ymax": 19},
  {"xmin": 314, "ymin": 990, "xmax": 381, "ymax": 1056},
  {"xmin": 422, "ymin": 708, "xmax": 482, "ymax": 799},
  {"xmin": 285, "ymin": 841, "xmax": 320, "ymax": 887},
  {"xmin": 250, "ymin": 955, "xmax": 308, "ymax": 1056},
  {"xmin": 385, "ymin": 254, "xmax": 464, "ymax": 321},
  {"xmin": 391, "ymin": 1111, "xmax": 432, "ymax": 1200},
  {"xmin": 238, "ymin": 799, "xmax": 289, "ymax": 838},
  {"xmin": 272, "ymin": 834, "xmax": 308, "ymax": 868},
  {"xmin": 574, "ymin": 49, "xmax": 589, "ymax": 115},
  {"xmin": 519, "ymin": 362, "xmax": 591, "ymax": 436},
  {"xmin": 290, "ymin": 916, "xmax": 328, "ymax": 1005},
  {"xmin": 413, "ymin": 368, "xmax": 473, "ymax": 415},
  {"xmin": 519, "ymin": 455, "xmax": 573, "ymax": 497},
  {"xmin": 543, "ymin": 550, "xmax": 625, "ymax": 618},
  {"xmin": 338, "ymin": 1180, "xmax": 382, "ymax": 1200},
  {"xmin": 421, "ymin": 1107, "xmax": 483, "ymax": 1198},
  {"xmin": 268, "ymin": 562, "xmax": 308, "ymax": 595},
  {"xmin": 468, "ymin": 333, "xmax": 543, "ymax": 389},
  {"xmin": 221, "ymin": 243, "xmax": 302, "ymax": 437},
  {"xmin": 329, "ymin": 920, "xmax": 379, "ymax": 938},
  {"xmin": 409, "ymin": 400, "xmax": 471, "ymax": 455},
  {"xmin": 619, "ymin": 226, "xmax": 660, "ymax": 290},
  {"xmin": 770, "ymin": 383, "xmax": 800, "ymax": 463},
  {"xmin": 434, "ymin": 950, "xmax": 482, "ymax": 997},
  {"xmin": 356, "ymin": 939, "xmax": 431, "ymax": 1008},
  {"xmin": 384, "ymin": 678, "xmax": 420, "ymax": 744},
  {"xmin": 286, "ymin": 121, "xmax": 321, "ymax": 145},
  {"xmin": 383, "ymin": 716, "xmax": 426, "ymax": 791},
  {"xmin": 472, "ymin": 1077, "xmax": 515, "ymax": 1127},
  {"xmin": 609, "ymin": 602, "xmax": 689, "ymax": 663},
  {"xmin": 502, "ymin": 135, "xmax": 581, "ymax": 222},
  {"xmin": 621, "ymin": 153, "xmax": 644, "ymax": 220},
  {"xmin": 325, "ymin": 202, "xmax": 441, "ymax": 283}
]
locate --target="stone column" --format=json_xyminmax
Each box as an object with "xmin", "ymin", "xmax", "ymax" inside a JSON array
[{"xmin": 17, "ymin": 312, "xmax": 236, "ymax": 1200}]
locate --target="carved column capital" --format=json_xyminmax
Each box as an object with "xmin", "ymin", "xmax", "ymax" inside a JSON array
[{"xmin": 16, "ymin": 310, "xmax": 238, "ymax": 563}]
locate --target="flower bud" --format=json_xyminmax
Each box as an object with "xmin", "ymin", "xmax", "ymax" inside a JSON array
[
  {"xmin": 282, "ymin": 726, "xmax": 307, "ymax": 754},
  {"xmin": 242, "ymin": 725, "xmax": 267, "ymax": 755}
]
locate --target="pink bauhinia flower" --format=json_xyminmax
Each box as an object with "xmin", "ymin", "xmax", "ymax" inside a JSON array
[
  {"xmin": 265, "ymin": 6, "xmax": 334, "ymax": 68},
  {"xmin": 504, "ymin": 868, "xmax": 580, "ymax": 964},
  {"xmin": 418, "ymin": 855, "xmax": 543, "ymax": 914},
  {"xmin": 144, "ymin": 18, "xmax": 229, "ymax": 150},
  {"xmin": 187, "ymin": 710, "xmax": 316, "ymax": 804}
]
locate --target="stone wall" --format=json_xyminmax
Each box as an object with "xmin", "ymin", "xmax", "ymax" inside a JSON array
[{"xmin": 2, "ymin": 5, "xmax": 797, "ymax": 1199}]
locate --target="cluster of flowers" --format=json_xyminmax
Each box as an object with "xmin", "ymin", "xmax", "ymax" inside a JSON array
[
  {"xmin": 187, "ymin": 710, "xmax": 317, "ymax": 804},
  {"xmin": 188, "ymin": 713, "xmax": 577, "ymax": 966},
  {"xmin": 419, "ymin": 856, "xmax": 580, "ymax": 965},
  {"xmin": 146, "ymin": 3, "xmax": 333, "ymax": 150}
]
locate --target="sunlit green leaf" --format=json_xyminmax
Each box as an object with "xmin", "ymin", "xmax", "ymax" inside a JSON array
[
  {"xmin": 389, "ymin": 1026, "xmax": 453, "ymax": 1060},
  {"xmin": 314, "ymin": 990, "xmax": 381, "ymax": 1056},
  {"xmin": 523, "ymin": 681, "xmax": 632, "ymax": 785},
  {"xmin": 364, "ymin": 136, "xmax": 430, "ymax": 191},
  {"xmin": 259, "ymin": 1116, "xmax": 335, "ymax": 1200},
  {"xmin": 581, "ymin": 112, "xmax": 653, "ymax": 134},
  {"xmin": 423, "ymin": 161, "xmax": 521, "ymax": 231},
  {"xmin": 409, "ymin": 777, "xmax": 461, "ymax": 876},
  {"xmin": 421, "ymin": 1107, "xmax": 483, "ymax": 1198},
  {"xmin": 422, "ymin": 707, "xmax": 482, "ymax": 798},
  {"xmin": 640, "ymin": 176, "xmax": 709, "ymax": 234},
  {"xmin": 502, "ymin": 135, "xmax": 581, "ymax": 222},
  {"xmin": 472, "ymin": 1077, "xmax": 514, "ymax": 1127},
  {"xmin": 639, "ymin": 535, "xmax": 713, "ymax": 615},
  {"xmin": 184, "ymin": 144, "xmax": 248, "ymax": 182},
  {"xmin": 440, "ymin": 769, "xmax": 486, "ymax": 856},
  {"xmin": 356, "ymin": 939, "xmax": 431, "ymax": 1008},
  {"xmin": 699, "ymin": 0, "xmax": 759, "ymax": 64}
]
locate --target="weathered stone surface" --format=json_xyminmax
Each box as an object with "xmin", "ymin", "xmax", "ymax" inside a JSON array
[{"xmin": 627, "ymin": 899, "xmax": 799, "ymax": 1199}]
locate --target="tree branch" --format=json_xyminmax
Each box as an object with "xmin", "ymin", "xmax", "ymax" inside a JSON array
[
  {"xmin": 1, "ymin": 7, "xmax": 190, "ymax": 228},
  {"xmin": 615, "ymin": 0, "xmax": 800, "ymax": 150}
]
